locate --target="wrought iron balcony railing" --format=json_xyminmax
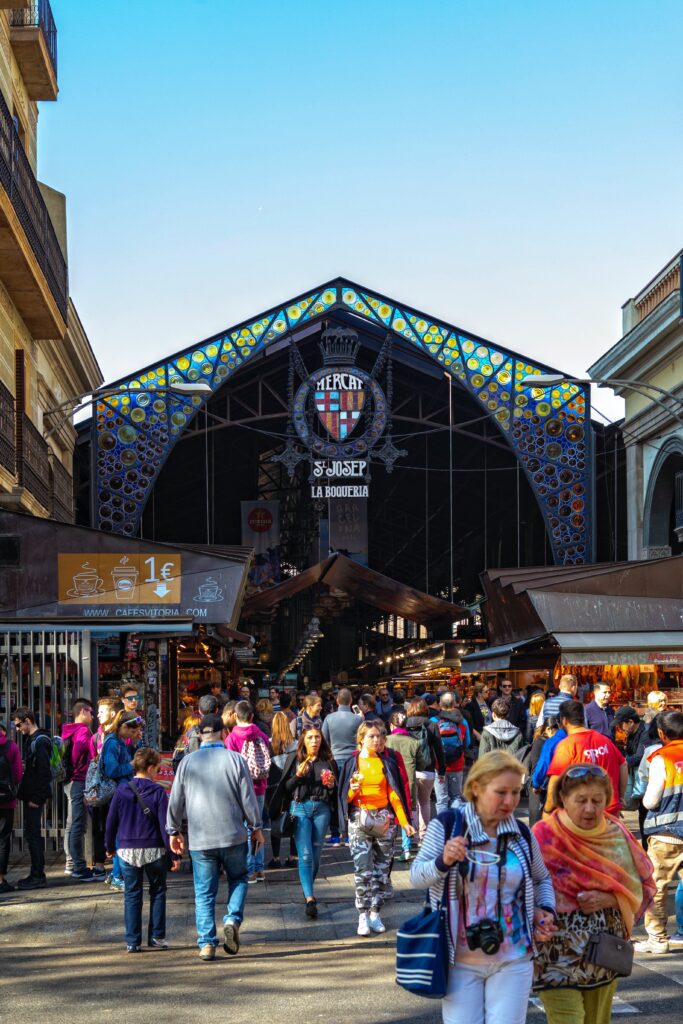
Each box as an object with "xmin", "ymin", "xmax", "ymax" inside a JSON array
[
  {"xmin": 48, "ymin": 450, "xmax": 73, "ymax": 523},
  {"xmin": 0, "ymin": 84, "xmax": 67, "ymax": 322},
  {"xmin": 0, "ymin": 380, "xmax": 15, "ymax": 475},
  {"xmin": 17, "ymin": 412, "xmax": 49, "ymax": 509},
  {"xmin": 10, "ymin": 0, "xmax": 57, "ymax": 77}
]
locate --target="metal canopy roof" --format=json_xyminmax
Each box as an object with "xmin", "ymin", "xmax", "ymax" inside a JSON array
[{"xmin": 242, "ymin": 553, "xmax": 470, "ymax": 625}]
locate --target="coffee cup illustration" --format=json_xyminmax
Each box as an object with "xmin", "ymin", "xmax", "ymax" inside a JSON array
[
  {"xmin": 111, "ymin": 557, "xmax": 139, "ymax": 600},
  {"xmin": 193, "ymin": 577, "xmax": 223, "ymax": 603},
  {"xmin": 68, "ymin": 562, "xmax": 103, "ymax": 598}
]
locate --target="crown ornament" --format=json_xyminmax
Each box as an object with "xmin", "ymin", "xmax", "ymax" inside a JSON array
[{"xmin": 319, "ymin": 325, "xmax": 360, "ymax": 366}]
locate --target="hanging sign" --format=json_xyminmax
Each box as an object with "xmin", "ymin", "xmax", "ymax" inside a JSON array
[{"xmin": 273, "ymin": 325, "xmax": 406, "ymax": 496}]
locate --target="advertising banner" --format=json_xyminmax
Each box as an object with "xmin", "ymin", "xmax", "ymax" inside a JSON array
[
  {"xmin": 241, "ymin": 501, "xmax": 281, "ymax": 588},
  {"xmin": 329, "ymin": 497, "xmax": 368, "ymax": 566}
]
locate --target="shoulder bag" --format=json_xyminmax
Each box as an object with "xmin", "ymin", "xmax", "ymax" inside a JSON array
[
  {"xmin": 395, "ymin": 808, "xmax": 462, "ymax": 999},
  {"xmin": 585, "ymin": 931, "xmax": 634, "ymax": 976}
]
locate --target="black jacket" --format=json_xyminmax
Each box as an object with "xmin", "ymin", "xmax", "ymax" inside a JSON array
[
  {"xmin": 17, "ymin": 730, "xmax": 52, "ymax": 805},
  {"xmin": 465, "ymin": 697, "xmax": 488, "ymax": 735},
  {"xmin": 404, "ymin": 715, "xmax": 446, "ymax": 774},
  {"xmin": 625, "ymin": 721, "xmax": 649, "ymax": 770},
  {"xmin": 503, "ymin": 696, "xmax": 527, "ymax": 731},
  {"xmin": 268, "ymin": 751, "xmax": 338, "ymax": 817},
  {"xmin": 337, "ymin": 751, "xmax": 411, "ymax": 832}
]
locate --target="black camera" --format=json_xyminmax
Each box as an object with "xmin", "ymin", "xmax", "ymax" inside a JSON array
[{"xmin": 465, "ymin": 918, "xmax": 504, "ymax": 956}]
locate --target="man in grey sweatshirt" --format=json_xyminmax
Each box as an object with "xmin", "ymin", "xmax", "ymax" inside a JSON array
[
  {"xmin": 322, "ymin": 688, "xmax": 363, "ymax": 845},
  {"xmin": 167, "ymin": 714, "xmax": 263, "ymax": 961}
]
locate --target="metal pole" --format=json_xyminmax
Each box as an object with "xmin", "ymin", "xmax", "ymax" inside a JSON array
[
  {"xmin": 425, "ymin": 433, "xmax": 429, "ymax": 593},
  {"xmin": 448, "ymin": 373, "xmax": 454, "ymax": 602},
  {"xmin": 516, "ymin": 461, "xmax": 521, "ymax": 566}
]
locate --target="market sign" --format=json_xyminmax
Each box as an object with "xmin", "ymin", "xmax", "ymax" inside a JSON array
[{"xmin": 273, "ymin": 325, "xmax": 406, "ymax": 497}]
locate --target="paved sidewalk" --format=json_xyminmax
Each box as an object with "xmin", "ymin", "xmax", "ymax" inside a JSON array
[{"xmin": 0, "ymin": 840, "xmax": 437, "ymax": 1024}]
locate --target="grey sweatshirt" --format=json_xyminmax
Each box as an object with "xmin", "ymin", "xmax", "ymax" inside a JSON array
[
  {"xmin": 166, "ymin": 742, "xmax": 261, "ymax": 850},
  {"xmin": 322, "ymin": 706, "xmax": 363, "ymax": 761}
]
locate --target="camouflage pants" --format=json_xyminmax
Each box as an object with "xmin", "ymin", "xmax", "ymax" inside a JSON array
[{"xmin": 348, "ymin": 814, "xmax": 397, "ymax": 911}]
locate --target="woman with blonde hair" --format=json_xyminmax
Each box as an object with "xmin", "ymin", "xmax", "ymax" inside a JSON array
[
  {"xmin": 266, "ymin": 711, "xmax": 298, "ymax": 869},
  {"xmin": 410, "ymin": 750, "xmax": 557, "ymax": 1024},
  {"xmin": 255, "ymin": 698, "xmax": 274, "ymax": 737},
  {"xmin": 525, "ymin": 690, "xmax": 545, "ymax": 743},
  {"xmin": 339, "ymin": 721, "xmax": 415, "ymax": 936}
]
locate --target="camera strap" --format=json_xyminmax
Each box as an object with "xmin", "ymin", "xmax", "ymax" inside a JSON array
[{"xmin": 460, "ymin": 833, "xmax": 507, "ymax": 929}]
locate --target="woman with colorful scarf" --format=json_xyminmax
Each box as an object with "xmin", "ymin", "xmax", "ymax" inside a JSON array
[{"xmin": 533, "ymin": 764, "xmax": 655, "ymax": 1024}]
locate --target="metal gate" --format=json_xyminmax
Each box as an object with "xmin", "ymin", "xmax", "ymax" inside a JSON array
[{"xmin": 0, "ymin": 627, "xmax": 93, "ymax": 849}]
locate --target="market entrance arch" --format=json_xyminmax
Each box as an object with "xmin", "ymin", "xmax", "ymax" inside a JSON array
[{"xmin": 93, "ymin": 278, "xmax": 593, "ymax": 565}]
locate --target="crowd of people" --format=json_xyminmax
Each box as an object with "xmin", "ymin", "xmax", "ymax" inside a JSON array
[{"xmin": 0, "ymin": 674, "xmax": 682, "ymax": 1023}]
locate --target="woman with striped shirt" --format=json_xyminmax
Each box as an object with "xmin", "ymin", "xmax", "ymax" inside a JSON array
[{"xmin": 410, "ymin": 751, "xmax": 557, "ymax": 1024}]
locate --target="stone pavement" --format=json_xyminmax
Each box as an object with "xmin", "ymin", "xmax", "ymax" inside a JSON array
[{"xmin": 0, "ymin": 838, "xmax": 439, "ymax": 1024}]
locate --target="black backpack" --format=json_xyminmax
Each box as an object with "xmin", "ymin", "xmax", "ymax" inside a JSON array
[{"xmin": 0, "ymin": 744, "xmax": 17, "ymax": 802}]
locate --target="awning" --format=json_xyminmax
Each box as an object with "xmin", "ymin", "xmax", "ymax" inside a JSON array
[
  {"xmin": 460, "ymin": 636, "xmax": 554, "ymax": 673},
  {"xmin": 243, "ymin": 553, "xmax": 469, "ymax": 625},
  {"xmin": 553, "ymin": 632, "xmax": 683, "ymax": 666}
]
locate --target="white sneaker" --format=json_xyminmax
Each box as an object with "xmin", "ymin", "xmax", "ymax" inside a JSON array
[
  {"xmin": 368, "ymin": 911, "xmax": 386, "ymax": 933},
  {"xmin": 668, "ymin": 932, "xmax": 683, "ymax": 947},
  {"xmin": 634, "ymin": 936, "xmax": 670, "ymax": 954},
  {"xmin": 357, "ymin": 912, "xmax": 371, "ymax": 937}
]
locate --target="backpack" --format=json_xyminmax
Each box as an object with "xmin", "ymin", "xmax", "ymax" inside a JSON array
[
  {"xmin": 83, "ymin": 736, "xmax": 117, "ymax": 807},
  {"xmin": 48, "ymin": 735, "xmax": 77, "ymax": 784},
  {"xmin": 0, "ymin": 744, "xmax": 16, "ymax": 802},
  {"xmin": 414, "ymin": 724, "xmax": 432, "ymax": 768},
  {"xmin": 437, "ymin": 719, "xmax": 464, "ymax": 766},
  {"xmin": 242, "ymin": 737, "xmax": 271, "ymax": 781}
]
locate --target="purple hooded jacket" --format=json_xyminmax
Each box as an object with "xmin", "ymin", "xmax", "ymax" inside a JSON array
[{"xmin": 61, "ymin": 722, "xmax": 93, "ymax": 783}]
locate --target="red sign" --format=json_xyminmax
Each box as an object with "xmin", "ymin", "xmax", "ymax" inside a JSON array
[{"xmin": 247, "ymin": 507, "xmax": 273, "ymax": 533}]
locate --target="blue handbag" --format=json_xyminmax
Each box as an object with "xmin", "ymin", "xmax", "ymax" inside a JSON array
[{"xmin": 395, "ymin": 808, "xmax": 461, "ymax": 999}]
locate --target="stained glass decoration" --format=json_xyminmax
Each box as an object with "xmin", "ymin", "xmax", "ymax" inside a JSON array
[{"xmin": 94, "ymin": 278, "xmax": 592, "ymax": 564}]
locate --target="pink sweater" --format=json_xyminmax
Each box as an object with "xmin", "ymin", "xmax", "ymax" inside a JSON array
[{"xmin": 226, "ymin": 723, "xmax": 270, "ymax": 796}]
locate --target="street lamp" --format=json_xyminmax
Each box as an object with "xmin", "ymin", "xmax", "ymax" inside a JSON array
[
  {"xmin": 43, "ymin": 381, "xmax": 213, "ymax": 441},
  {"xmin": 519, "ymin": 373, "xmax": 683, "ymax": 427}
]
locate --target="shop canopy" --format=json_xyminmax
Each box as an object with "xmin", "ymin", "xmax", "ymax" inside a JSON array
[
  {"xmin": 463, "ymin": 554, "xmax": 683, "ymax": 670},
  {"xmin": 0, "ymin": 509, "xmax": 253, "ymax": 629},
  {"xmin": 242, "ymin": 553, "xmax": 470, "ymax": 628}
]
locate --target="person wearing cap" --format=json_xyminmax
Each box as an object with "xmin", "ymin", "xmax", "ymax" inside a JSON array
[
  {"xmin": 612, "ymin": 707, "xmax": 647, "ymax": 771},
  {"xmin": 166, "ymin": 713, "xmax": 263, "ymax": 962}
]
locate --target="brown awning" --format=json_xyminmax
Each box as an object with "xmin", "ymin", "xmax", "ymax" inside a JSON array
[{"xmin": 242, "ymin": 554, "xmax": 469, "ymax": 625}]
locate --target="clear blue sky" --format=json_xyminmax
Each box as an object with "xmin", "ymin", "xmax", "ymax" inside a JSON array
[{"xmin": 39, "ymin": 0, "xmax": 683, "ymax": 423}]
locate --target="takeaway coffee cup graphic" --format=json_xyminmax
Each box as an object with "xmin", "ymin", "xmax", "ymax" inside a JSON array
[
  {"xmin": 193, "ymin": 577, "xmax": 223, "ymax": 603},
  {"xmin": 67, "ymin": 562, "xmax": 104, "ymax": 598},
  {"xmin": 111, "ymin": 557, "xmax": 139, "ymax": 600}
]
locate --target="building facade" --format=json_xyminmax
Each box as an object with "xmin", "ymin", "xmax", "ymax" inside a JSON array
[
  {"xmin": 0, "ymin": 3, "xmax": 102, "ymax": 525},
  {"xmin": 590, "ymin": 250, "xmax": 683, "ymax": 559}
]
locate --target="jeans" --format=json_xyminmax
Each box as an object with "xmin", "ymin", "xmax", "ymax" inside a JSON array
[
  {"xmin": 442, "ymin": 956, "xmax": 533, "ymax": 1024},
  {"xmin": 415, "ymin": 774, "xmax": 435, "ymax": 841},
  {"xmin": 190, "ymin": 843, "xmax": 249, "ymax": 948},
  {"xmin": 0, "ymin": 808, "xmax": 13, "ymax": 876},
  {"xmin": 119, "ymin": 856, "xmax": 167, "ymax": 947},
  {"xmin": 64, "ymin": 780, "xmax": 88, "ymax": 872},
  {"xmin": 434, "ymin": 772, "xmax": 463, "ymax": 814},
  {"xmin": 643, "ymin": 837, "xmax": 683, "ymax": 940},
  {"xmin": 247, "ymin": 793, "xmax": 265, "ymax": 875},
  {"xmin": 23, "ymin": 801, "xmax": 45, "ymax": 878},
  {"xmin": 676, "ymin": 879, "xmax": 683, "ymax": 932},
  {"xmin": 540, "ymin": 979, "xmax": 617, "ymax": 1024},
  {"xmin": 291, "ymin": 800, "xmax": 331, "ymax": 899}
]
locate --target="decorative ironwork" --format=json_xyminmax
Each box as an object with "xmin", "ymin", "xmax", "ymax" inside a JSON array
[
  {"xmin": 10, "ymin": 0, "xmax": 58, "ymax": 77},
  {"xmin": 48, "ymin": 451, "xmax": 73, "ymax": 523},
  {"xmin": 17, "ymin": 412, "xmax": 49, "ymax": 508},
  {"xmin": 0, "ymin": 380, "xmax": 15, "ymax": 475},
  {"xmin": 94, "ymin": 279, "xmax": 593, "ymax": 564},
  {"xmin": 0, "ymin": 84, "xmax": 67, "ymax": 321}
]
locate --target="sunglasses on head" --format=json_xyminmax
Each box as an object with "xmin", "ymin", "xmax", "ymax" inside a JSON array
[
  {"xmin": 124, "ymin": 716, "xmax": 144, "ymax": 727},
  {"xmin": 565, "ymin": 764, "xmax": 606, "ymax": 779}
]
